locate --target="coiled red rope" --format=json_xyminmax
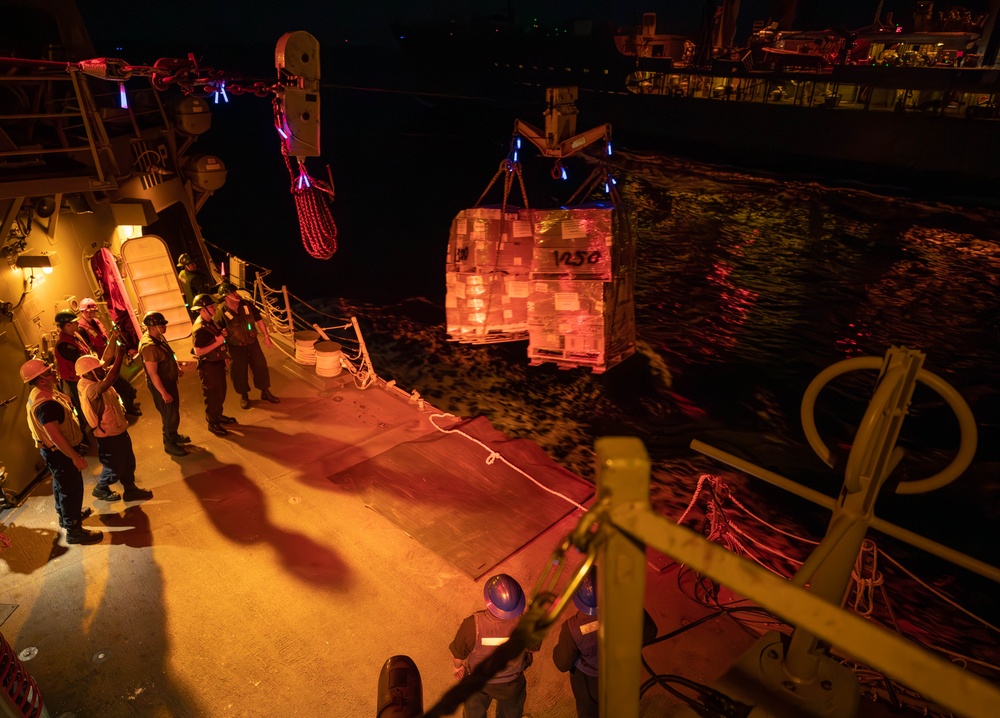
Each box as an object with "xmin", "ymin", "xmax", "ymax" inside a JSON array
[{"xmin": 280, "ymin": 142, "xmax": 338, "ymax": 260}]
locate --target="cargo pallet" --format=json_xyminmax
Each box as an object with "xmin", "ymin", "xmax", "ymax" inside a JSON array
[{"xmin": 448, "ymin": 330, "xmax": 529, "ymax": 345}]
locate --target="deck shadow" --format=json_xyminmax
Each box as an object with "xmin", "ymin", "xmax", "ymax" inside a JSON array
[
  {"xmin": 183, "ymin": 462, "xmax": 352, "ymax": 590},
  {"xmin": 326, "ymin": 415, "xmax": 594, "ymax": 579},
  {"xmin": 0, "ymin": 523, "xmax": 68, "ymax": 574}
]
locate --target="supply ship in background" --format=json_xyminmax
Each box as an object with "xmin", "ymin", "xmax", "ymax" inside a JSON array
[
  {"xmin": 2, "ymin": 2, "xmax": 1000, "ymax": 718},
  {"xmin": 399, "ymin": 1, "xmax": 1000, "ymax": 198}
]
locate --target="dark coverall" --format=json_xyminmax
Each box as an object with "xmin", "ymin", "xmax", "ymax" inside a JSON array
[
  {"xmin": 215, "ymin": 299, "xmax": 270, "ymax": 395},
  {"xmin": 192, "ymin": 313, "xmax": 228, "ymax": 422},
  {"xmin": 27, "ymin": 390, "xmax": 86, "ymax": 529},
  {"xmin": 178, "ymin": 267, "xmax": 212, "ymax": 309},
  {"xmin": 138, "ymin": 331, "xmax": 182, "ymax": 448},
  {"xmin": 450, "ymin": 610, "xmax": 540, "ymax": 718},
  {"xmin": 553, "ymin": 609, "xmax": 658, "ymax": 718}
]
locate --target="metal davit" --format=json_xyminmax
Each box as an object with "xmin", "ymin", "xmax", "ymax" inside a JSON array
[{"xmin": 589, "ymin": 346, "xmax": 993, "ymax": 717}]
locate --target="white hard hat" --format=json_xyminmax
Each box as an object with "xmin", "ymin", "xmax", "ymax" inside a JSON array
[
  {"xmin": 79, "ymin": 297, "xmax": 98, "ymax": 310},
  {"xmin": 74, "ymin": 354, "xmax": 103, "ymax": 376},
  {"xmin": 20, "ymin": 359, "xmax": 51, "ymax": 383}
]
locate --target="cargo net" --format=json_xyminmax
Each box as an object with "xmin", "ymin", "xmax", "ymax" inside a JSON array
[
  {"xmin": 280, "ymin": 142, "xmax": 338, "ymax": 260},
  {"xmin": 446, "ymin": 158, "xmax": 636, "ymax": 373},
  {"xmin": 667, "ymin": 473, "xmax": 1000, "ymax": 716}
]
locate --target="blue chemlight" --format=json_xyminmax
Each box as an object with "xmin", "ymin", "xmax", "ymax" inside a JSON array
[{"xmin": 119, "ymin": 84, "xmax": 128, "ymax": 109}]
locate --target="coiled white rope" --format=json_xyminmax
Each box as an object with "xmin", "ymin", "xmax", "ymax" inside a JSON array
[{"xmin": 428, "ymin": 412, "xmax": 588, "ymax": 512}]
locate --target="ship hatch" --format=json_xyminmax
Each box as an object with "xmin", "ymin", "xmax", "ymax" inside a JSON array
[{"xmin": 119, "ymin": 236, "xmax": 193, "ymax": 341}]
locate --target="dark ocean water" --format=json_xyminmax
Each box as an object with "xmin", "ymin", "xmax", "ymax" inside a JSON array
[{"xmin": 198, "ymin": 85, "xmax": 1000, "ymax": 665}]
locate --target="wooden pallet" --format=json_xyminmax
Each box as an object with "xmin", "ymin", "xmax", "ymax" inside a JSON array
[
  {"xmin": 527, "ymin": 346, "xmax": 607, "ymax": 373},
  {"xmin": 448, "ymin": 329, "xmax": 529, "ymax": 345},
  {"xmin": 527, "ymin": 344, "xmax": 635, "ymax": 374}
]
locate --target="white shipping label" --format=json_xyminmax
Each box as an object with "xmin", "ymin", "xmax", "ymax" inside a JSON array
[
  {"xmin": 554, "ymin": 293, "xmax": 581, "ymax": 311},
  {"xmin": 561, "ymin": 220, "xmax": 586, "ymax": 239},
  {"xmin": 509, "ymin": 281, "xmax": 529, "ymax": 298},
  {"xmin": 512, "ymin": 220, "xmax": 532, "ymax": 238}
]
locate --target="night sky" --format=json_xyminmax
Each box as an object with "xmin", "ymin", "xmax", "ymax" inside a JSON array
[{"xmin": 77, "ymin": 1, "xmax": 993, "ymax": 50}]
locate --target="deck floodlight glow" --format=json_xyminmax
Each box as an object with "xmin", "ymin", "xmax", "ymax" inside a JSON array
[
  {"xmin": 119, "ymin": 84, "xmax": 128, "ymax": 109},
  {"xmin": 117, "ymin": 224, "xmax": 141, "ymax": 240}
]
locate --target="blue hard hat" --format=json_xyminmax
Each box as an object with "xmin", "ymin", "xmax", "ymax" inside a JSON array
[
  {"xmin": 483, "ymin": 574, "xmax": 526, "ymax": 620},
  {"xmin": 573, "ymin": 566, "xmax": 597, "ymax": 616}
]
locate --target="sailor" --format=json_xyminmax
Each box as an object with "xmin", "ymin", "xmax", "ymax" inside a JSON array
[
  {"xmin": 138, "ymin": 311, "xmax": 190, "ymax": 457},
  {"xmin": 176, "ymin": 252, "xmax": 213, "ymax": 312},
  {"xmin": 214, "ymin": 282, "xmax": 280, "ymax": 409},
  {"xmin": 449, "ymin": 573, "xmax": 539, "ymax": 718},
  {"xmin": 53, "ymin": 308, "xmax": 93, "ymax": 447},
  {"xmin": 191, "ymin": 293, "xmax": 238, "ymax": 436},
  {"xmin": 76, "ymin": 297, "xmax": 141, "ymax": 416},
  {"xmin": 76, "ymin": 350, "xmax": 154, "ymax": 503},
  {"xmin": 20, "ymin": 359, "xmax": 102, "ymax": 545},
  {"xmin": 552, "ymin": 566, "xmax": 657, "ymax": 718}
]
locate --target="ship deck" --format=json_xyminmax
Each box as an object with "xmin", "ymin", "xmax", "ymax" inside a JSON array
[{"xmin": 0, "ymin": 342, "xmax": 765, "ymax": 717}]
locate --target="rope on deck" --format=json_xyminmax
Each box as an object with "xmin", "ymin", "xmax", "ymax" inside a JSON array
[{"xmin": 428, "ymin": 412, "xmax": 588, "ymax": 512}]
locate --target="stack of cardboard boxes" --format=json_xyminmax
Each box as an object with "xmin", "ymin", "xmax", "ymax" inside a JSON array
[
  {"xmin": 525, "ymin": 204, "xmax": 634, "ymax": 373},
  {"xmin": 445, "ymin": 203, "xmax": 635, "ymax": 372},
  {"xmin": 445, "ymin": 206, "xmax": 532, "ymax": 343}
]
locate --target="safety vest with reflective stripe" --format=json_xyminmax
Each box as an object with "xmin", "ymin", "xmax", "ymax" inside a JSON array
[
  {"xmin": 26, "ymin": 387, "xmax": 82, "ymax": 449},
  {"xmin": 464, "ymin": 610, "xmax": 527, "ymax": 684},
  {"xmin": 567, "ymin": 612, "xmax": 599, "ymax": 677},
  {"xmin": 55, "ymin": 332, "xmax": 90, "ymax": 382},
  {"xmin": 79, "ymin": 377, "xmax": 128, "ymax": 438}
]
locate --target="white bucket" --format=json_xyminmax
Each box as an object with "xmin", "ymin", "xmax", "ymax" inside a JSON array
[
  {"xmin": 294, "ymin": 331, "xmax": 320, "ymax": 365},
  {"xmin": 314, "ymin": 341, "xmax": 343, "ymax": 377}
]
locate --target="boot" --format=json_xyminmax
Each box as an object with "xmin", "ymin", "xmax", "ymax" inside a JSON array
[
  {"xmin": 122, "ymin": 486, "xmax": 154, "ymax": 501},
  {"xmin": 65, "ymin": 524, "xmax": 102, "ymax": 545},
  {"xmin": 173, "ymin": 433, "xmax": 192, "ymax": 444},
  {"xmin": 164, "ymin": 443, "xmax": 188, "ymax": 457},
  {"xmin": 208, "ymin": 422, "xmax": 228, "ymax": 437},
  {"xmin": 261, "ymin": 388, "xmax": 280, "ymax": 404},
  {"xmin": 92, "ymin": 485, "xmax": 121, "ymax": 501},
  {"xmin": 219, "ymin": 415, "xmax": 238, "ymax": 424},
  {"xmin": 240, "ymin": 393, "xmax": 251, "ymax": 409},
  {"xmin": 60, "ymin": 507, "xmax": 92, "ymax": 528}
]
